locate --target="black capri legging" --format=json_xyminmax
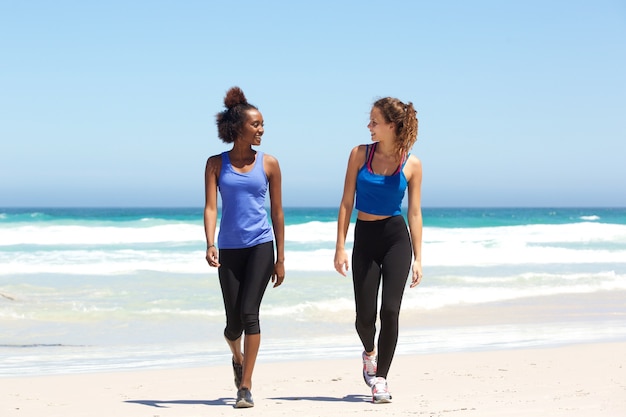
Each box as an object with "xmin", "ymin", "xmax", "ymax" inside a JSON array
[
  {"xmin": 352, "ymin": 215, "xmax": 412, "ymax": 379},
  {"xmin": 218, "ymin": 241, "xmax": 275, "ymax": 341}
]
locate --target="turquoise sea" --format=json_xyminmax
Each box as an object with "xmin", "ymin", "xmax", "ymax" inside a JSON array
[{"xmin": 1, "ymin": 207, "xmax": 626, "ymax": 376}]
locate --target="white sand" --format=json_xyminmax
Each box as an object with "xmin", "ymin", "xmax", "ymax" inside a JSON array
[{"xmin": 2, "ymin": 342, "xmax": 625, "ymax": 417}]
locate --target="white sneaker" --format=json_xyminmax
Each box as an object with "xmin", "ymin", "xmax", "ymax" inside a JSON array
[
  {"xmin": 372, "ymin": 377, "xmax": 392, "ymax": 403},
  {"xmin": 362, "ymin": 351, "xmax": 377, "ymax": 387}
]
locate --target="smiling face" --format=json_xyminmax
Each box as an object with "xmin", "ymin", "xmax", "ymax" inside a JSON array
[
  {"xmin": 239, "ymin": 109, "xmax": 264, "ymax": 146},
  {"xmin": 367, "ymin": 106, "xmax": 395, "ymax": 143}
]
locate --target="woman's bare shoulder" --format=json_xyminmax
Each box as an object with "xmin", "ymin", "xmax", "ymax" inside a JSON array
[
  {"xmin": 205, "ymin": 154, "xmax": 222, "ymax": 172},
  {"xmin": 404, "ymin": 154, "xmax": 422, "ymax": 180},
  {"xmin": 406, "ymin": 153, "xmax": 422, "ymax": 167}
]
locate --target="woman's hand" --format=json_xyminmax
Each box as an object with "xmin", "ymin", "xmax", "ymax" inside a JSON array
[
  {"xmin": 205, "ymin": 247, "xmax": 220, "ymax": 268},
  {"xmin": 410, "ymin": 262, "xmax": 422, "ymax": 288},
  {"xmin": 272, "ymin": 260, "xmax": 285, "ymax": 287},
  {"xmin": 334, "ymin": 249, "xmax": 350, "ymax": 276}
]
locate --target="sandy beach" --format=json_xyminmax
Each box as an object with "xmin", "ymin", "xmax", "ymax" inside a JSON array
[{"xmin": 2, "ymin": 341, "xmax": 624, "ymax": 417}]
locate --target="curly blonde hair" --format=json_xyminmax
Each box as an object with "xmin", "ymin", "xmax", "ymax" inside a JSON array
[{"xmin": 373, "ymin": 97, "xmax": 418, "ymax": 156}]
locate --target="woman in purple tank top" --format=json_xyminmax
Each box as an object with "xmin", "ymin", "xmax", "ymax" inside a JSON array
[
  {"xmin": 334, "ymin": 96, "xmax": 423, "ymax": 404},
  {"xmin": 203, "ymin": 86, "xmax": 285, "ymax": 408}
]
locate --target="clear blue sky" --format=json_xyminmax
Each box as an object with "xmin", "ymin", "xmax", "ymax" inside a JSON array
[{"xmin": 1, "ymin": 0, "xmax": 625, "ymax": 208}]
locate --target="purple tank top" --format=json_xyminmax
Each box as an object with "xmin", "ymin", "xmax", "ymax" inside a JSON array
[{"xmin": 217, "ymin": 151, "xmax": 273, "ymax": 249}]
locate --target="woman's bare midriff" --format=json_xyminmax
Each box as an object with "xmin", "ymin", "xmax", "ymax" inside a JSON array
[{"xmin": 357, "ymin": 211, "xmax": 392, "ymax": 221}]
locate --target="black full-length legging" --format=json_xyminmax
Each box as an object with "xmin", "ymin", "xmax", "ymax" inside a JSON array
[
  {"xmin": 218, "ymin": 241, "xmax": 275, "ymax": 341},
  {"xmin": 352, "ymin": 215, "xmax": 412, "ymax": 379}
]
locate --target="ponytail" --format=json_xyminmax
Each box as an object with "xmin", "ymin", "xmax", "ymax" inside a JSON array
[{"xmin": 373, "ymin": 97, "xmax": 418, "ymax": 156}]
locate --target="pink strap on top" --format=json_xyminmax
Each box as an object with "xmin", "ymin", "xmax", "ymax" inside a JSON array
[
  {"xmin": 366, "ymin": 142, "xmax": 406, "ymax": 175},
  {"xmin": 365, "ymin": 143, "xmax": 377, "ymax": 173}
]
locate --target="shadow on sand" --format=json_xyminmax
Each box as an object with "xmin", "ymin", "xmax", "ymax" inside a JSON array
[{"xmin": 125, "ymin": 393, "xmax": 370, "ymax": 408}]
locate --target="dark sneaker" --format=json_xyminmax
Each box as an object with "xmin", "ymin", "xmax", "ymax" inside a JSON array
[
  {"xmin": 235, "ymin": 387, "xmax": 254, "ymax": 408},
  {"xmin": 362, "ymin": 351, "xmax": 377, "ymax": 387},
  {"xmin": 232, "ymin": 357, "xmax": 243, "ymax": 388},
  {"xmin": 372, "ymin": 377, "xmax": 392, "ymax": 404}
]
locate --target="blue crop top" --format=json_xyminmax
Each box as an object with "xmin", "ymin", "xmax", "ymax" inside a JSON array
[
  {"xmin": 355, "ymin": 143, "xmax": 408, "ymax": 216},
  {"xmin": 217, "ymin": 151, "xmax": 273, "ymax": 249}
]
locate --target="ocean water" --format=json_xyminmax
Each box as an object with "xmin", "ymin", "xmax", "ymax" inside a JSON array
[{"xmin": 1, "ymin": 207, "xmax": 626, "ymax": 376}]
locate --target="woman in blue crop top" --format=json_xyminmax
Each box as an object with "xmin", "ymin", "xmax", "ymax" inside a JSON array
[
  {"xmin": 334, "ymin": 96, "xmax": 423, "ymax": 404},
  {"xmin": 204, "ymin": 87, "xmax": 285, "ymax": 408}
]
